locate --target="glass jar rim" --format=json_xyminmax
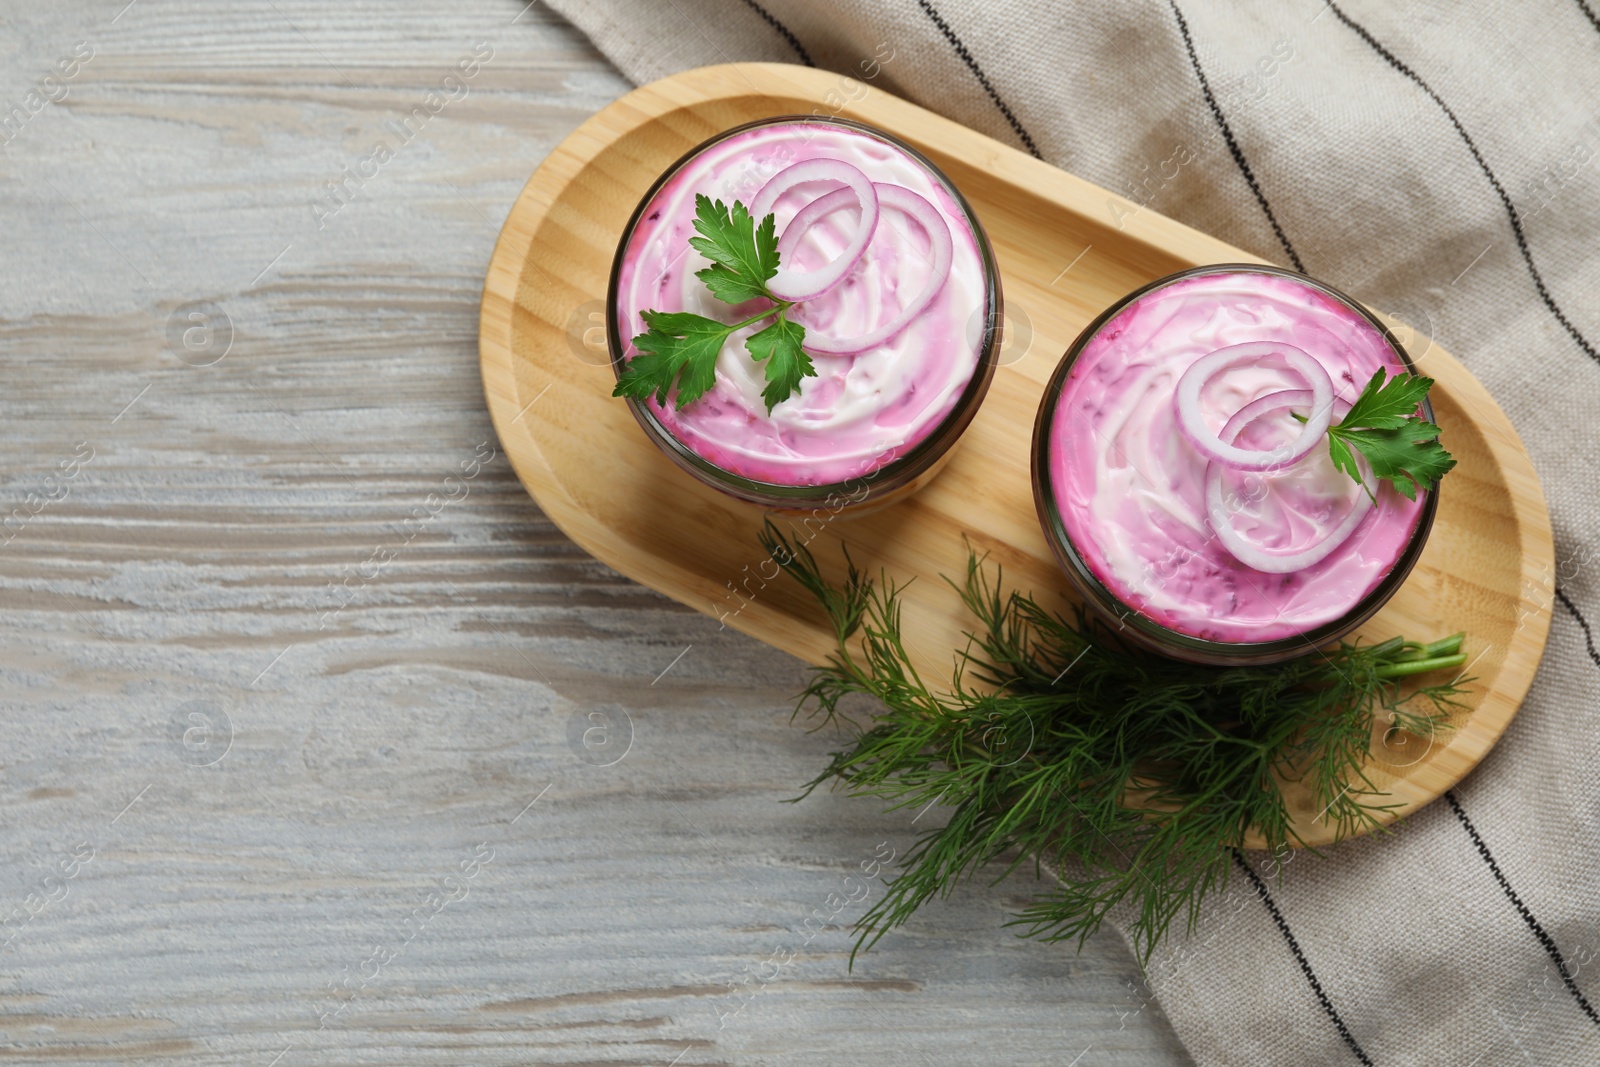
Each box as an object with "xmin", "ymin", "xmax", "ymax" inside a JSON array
[
  {"xmin": 1030, "ymin": 263, "xmax": 1440, "ymax": 663},
  {"xmin": 605, "ymin": 114, "xmax": 1002, "ymax": 503}
]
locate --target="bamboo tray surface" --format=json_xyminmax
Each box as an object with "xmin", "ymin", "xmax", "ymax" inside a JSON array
[{"xmin": 479, "ymin": 63, "xmax": 1554, "ymax": 849}]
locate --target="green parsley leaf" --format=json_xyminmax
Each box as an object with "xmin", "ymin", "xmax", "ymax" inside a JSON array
[
  {"xmin": 689, "ymin": 194, "xmax": 780, "ymax": 306},
  {"xmin": 1326, "ymin": 432, "xmax": 1363, "ymax": 486},
  {"xmin": 1326, "ymin": 369, "xmax": 1455, "ymax": 499},
  {"xmin": 612, "ymin": 310, "xmax": 735, "ymax": 408},
  {"xmin": 618, "ymin": 195, "xmax": 819, "ymax": 412},
  {"xmin": 1337, "ymin": 368, "xmax": 1437, "ymax": 430},
  {"xmin": 1331, "ymin": 421, "xmax": 1456, "ymax": 501},
  {"xmin": 745, "ymin": 314, "xmax": 813, "ymax": 414}
]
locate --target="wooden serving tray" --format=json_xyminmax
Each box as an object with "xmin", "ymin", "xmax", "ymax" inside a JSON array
[{"xmin": 479, "ymin": 63, "xmax": 1554, "ymax": 848}]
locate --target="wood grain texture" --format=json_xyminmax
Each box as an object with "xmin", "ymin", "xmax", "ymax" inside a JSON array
[
  {"xmin": 479, "ymin": 63, "xmax": 1555, "ymax": 852},
  {"xmin": 0, "ymin": 6, "xmax": 1191, "ymax": 1066}
]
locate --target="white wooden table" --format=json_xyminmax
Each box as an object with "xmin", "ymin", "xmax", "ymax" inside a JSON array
[{"xmin": 0, "ymin": 3, "xmax": 1192, "ymax": 1062}]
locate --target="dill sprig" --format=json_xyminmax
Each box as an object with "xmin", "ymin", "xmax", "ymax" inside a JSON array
[{"xmin": 759, "ymin": 521, "xmax": 1470, "ymax": 964}]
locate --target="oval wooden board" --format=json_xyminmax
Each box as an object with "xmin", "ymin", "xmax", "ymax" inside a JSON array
[{"xmin": 479, "ymin": 63, "xmax": 1554, "ymax": 849}]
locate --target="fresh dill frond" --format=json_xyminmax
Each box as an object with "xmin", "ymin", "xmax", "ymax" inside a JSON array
[{"xmin": 758, "ymin": 521, "xmax": 1471, "ymax": 965}]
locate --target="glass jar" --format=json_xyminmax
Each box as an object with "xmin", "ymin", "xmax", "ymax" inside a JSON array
[
  {"xmin": 1031, "ymin": 264, "xmax": 1439, "ymax": 665},
  {"xmin": 608, "ymin": 116, "xmax": 1000, "ymax": 513}
]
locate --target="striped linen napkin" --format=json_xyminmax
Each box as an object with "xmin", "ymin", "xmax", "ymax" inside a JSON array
[{"xmin": 540, "ymin": 0, "xmax": 1600, "ymax": 1062}]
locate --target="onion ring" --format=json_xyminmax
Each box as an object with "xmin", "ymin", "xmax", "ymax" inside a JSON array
[
  {"xmin": 751, "ymin": 159, "xmax": 879, "ymax": 302},
  {"xmin": 782, "ymin": 183, "xmax": 954, "ymax": 355},
  {"xmin": 1175, "ymin": 342, "xmax": 1334, "ymax": 471},
  {"xmin": 1203, "ymin": 389, "xmax": 1374, "ymax": 574}
]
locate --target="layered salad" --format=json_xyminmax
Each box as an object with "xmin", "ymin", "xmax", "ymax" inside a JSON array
[
  {"xmin": 1041, "ymin": 268, "xmax": 1450, "ymax": 646},
  {"xmin": 611, "ymin": 118, "xmax": 994, "ymax": 490}
]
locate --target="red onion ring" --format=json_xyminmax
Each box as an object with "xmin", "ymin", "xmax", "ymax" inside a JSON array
[
  {"xmin": 751, "ymin": 159, "xmax": 879, "ymax": 302},
  {"xmin": 1175, "ymin": 342, "xmax": 1334, "ymax": 471},
  {"xmin": 1203, "ymin": 389, "xmax": 1373, "ymax": 574},
  {"xmin": 780, "ymin": 183, "xmax": 954, "ymax": 356}
]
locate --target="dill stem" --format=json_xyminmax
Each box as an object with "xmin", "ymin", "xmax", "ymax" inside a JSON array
[
  {"xmin": 1387, "ymin": 633, "xmax": 1465, "ymax": 662},
  {"xmin": 1365, "ymin": 635, "xmax": 1407, "ymax": 658},
  {"xmin": 1417, "ymin": 633, "xmax": 1465, "ymax": 658},
  {"xmin": 1372, "ymin": 652, "xmax": 1468, "ymax": 679}
]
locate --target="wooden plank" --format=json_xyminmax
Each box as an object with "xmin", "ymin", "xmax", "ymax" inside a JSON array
[{"xmin": 0, "ymin": 6, "xmax": 1191, "ymax": 1064}]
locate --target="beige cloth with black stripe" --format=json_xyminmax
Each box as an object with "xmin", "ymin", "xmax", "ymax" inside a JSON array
[{"xmin": 542, "ymin": 0, "xmax": 1600, "ymax": 1062}]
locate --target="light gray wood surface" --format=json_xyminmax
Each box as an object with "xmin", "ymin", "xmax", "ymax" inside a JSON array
[{"xmin": 0, "ymin": 3, "xmax": 1192, "ymax": 1063}]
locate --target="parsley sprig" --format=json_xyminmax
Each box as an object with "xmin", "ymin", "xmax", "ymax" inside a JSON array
[
  {"xmin": 1298, "ymin": 369, "xmax": 1456, "ymax": 500},
  {"xmin": 614, "ymin": 195, "xmax": 815, "ymax": 413}
]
